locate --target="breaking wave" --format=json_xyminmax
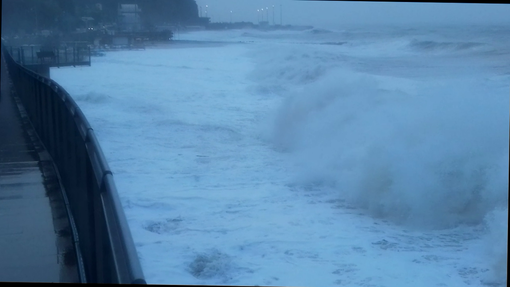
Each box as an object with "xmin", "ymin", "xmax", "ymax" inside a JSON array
[
  {"xmin": 271, "ymin": 68, "xmax": 508, "ymax": 230},
  {"xmin": 409, "ymin": 40, "xmax": 486, "ymax": 53},
  {"xmin": 307, "ymin": 28, "xmax": 334, "ymax": 34}
]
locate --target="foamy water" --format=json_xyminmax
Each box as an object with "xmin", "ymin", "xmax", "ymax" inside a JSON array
[{"xmin": 52, "ymin": 24, "xmax": 508, "ymax": 286}]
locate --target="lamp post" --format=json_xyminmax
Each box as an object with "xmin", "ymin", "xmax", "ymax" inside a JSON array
[
  {"xmin": 256, "ymin": 9, "xmax": 259, "ymax": 23},
  {"xmin": 30, "ymin": 7, "xmax": 39, "ymax": 34},
  {"xmin": 266, "ymin": 7, "xmax": 269, "ymax": 23},
  {"xmin": 272, "ymin": 5, "xmax": 275, "ymax": 25},
  {"xmin": 205, "ymin": 5, "xmax": 208, "ymax": 18},
  {"xmin": 230, "ymin": 10, "xmax": 232, "ymax": 23}
]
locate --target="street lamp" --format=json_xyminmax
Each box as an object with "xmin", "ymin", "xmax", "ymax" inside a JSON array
[
  {"xmin": 230, "ymin": 10, "xmax": 232, "ymax": 23},
  {"xmin": 272, "ymin": 5, "xmax": 275, "ymax": 25},
  {"xmin": 280, "ymin": 4, "xmax": 283, "ymax": 25},
  {"xmin": 30, "ymin": 7, "xmax": 39, "ymax": 33},
  {"xmin": 205, "ymin": 5, "xmax": 208, "ymax": 17}
]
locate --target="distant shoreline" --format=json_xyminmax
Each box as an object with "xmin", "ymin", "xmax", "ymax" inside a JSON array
[{"xmin": 145, "ymin": 39, "xmax": 247, "ymax": 49}]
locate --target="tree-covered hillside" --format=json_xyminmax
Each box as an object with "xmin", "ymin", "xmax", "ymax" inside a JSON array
[{"xmin": 1, "ymin": 0, "xmax": 199, "ymax": 35}]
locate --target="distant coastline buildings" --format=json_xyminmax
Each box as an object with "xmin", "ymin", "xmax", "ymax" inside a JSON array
[
  {"xmin": 1, "ymin": 0, "xmax": 312, "ymax": 50},
  {"xmin": 118, "ymin": 4, "xmax": 142, "ymax": 32}
]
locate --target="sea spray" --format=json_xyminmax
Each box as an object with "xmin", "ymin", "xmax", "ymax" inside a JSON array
[
  {"xmin": 272, "ymin": 67, "xmax": 508, "ymax": 230},
  {"xmin": 481, "ymin": 207, "xmax": 508, "ymax": 285}
]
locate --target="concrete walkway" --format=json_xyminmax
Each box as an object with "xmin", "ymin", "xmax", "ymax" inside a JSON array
[{"xmin": 0, "ymin": 46, "xmax": 79, "ymax": 282}]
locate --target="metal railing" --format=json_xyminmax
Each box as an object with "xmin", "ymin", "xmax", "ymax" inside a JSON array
[
  {"xmin": 8, "ymin": 44, "xmax": 91, "ymax": 67},
  {"xmin": 2, "ymin": 42, "xmax": 146, "ymax": 284}
]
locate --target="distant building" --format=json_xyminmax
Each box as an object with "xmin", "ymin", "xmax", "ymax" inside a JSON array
[
  {"xmin": 81, "ymin": 17, "xmax": 95, "ymax": 29},
  {"xmin": 118, "ymin": 4, "xmax": 141, "ymax": 32}
]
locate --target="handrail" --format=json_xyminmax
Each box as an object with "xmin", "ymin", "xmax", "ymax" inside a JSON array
[
  {"xmin": 1, "ymin": 41, "xmax": 146, "ymax": 284},
  {"xmin": 6, "ymin": 44, "xmax": 91, "ymax": 67}
]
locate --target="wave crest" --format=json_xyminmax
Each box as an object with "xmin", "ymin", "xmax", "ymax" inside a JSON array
[
  {"xmin": 272, "ymin": 68, "xmax": 508, "ymax": 230},
  {"xmin": 409, "ymin": 39, "xmax": 485, "ymax": 53}
]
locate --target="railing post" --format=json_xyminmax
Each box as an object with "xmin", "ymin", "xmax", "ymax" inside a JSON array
[
  {"xmin": 95, "ymin": 183, "xmax": 106, "ymax": 282},
  {"xmin": 2, "ymin": 42, "xmax": 146, "ymax": 284}
]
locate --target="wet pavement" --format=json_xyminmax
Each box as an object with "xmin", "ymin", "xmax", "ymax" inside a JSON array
[{"xmin": 1, "ymin": 46, "xmax": 80, "ymax": 282}]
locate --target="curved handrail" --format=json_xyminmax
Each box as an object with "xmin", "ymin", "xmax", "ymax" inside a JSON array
[{"xmin": 2, "ymin": 41, "xmax": 146, "ymax": 284}]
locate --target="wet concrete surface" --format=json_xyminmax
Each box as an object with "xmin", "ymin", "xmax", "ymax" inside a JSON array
[{"xmin": 1, "ymin": 46, "xmax": 80, "ymax": 282}]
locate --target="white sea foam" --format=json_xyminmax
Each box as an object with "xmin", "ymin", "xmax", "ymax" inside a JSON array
[
  {"xmin": 272, "ymin": 68, "xmax": 508, "ymax": 229},
  {"xmin": 51, "ymin": 25, "xmax": 509, "ymax": 286}
]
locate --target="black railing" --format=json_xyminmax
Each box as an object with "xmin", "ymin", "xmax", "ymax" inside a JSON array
[
  {"xmin": 2, "ymin": 42, "xmax": 146, "ymax": 284},
  {"xmin": 8, "ymin": 44, "xmax": 91, "ymax": 67}
]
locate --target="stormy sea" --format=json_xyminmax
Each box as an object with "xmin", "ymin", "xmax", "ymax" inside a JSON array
[{"xmin": 52, "ymin": 24, "xmax": 509, "ymax": 287}]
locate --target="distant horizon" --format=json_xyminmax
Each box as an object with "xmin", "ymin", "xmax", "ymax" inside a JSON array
[
  {"xmin": 194, "ymin": 1, "xmax": 510, "ymax": 28},
  {"xmin": 201, "ymin": 19, "xmax": 510, "ymax": 29},
  {"xmin": 191, "ymin": 19, "xmax": 510, "ymax": 35}
]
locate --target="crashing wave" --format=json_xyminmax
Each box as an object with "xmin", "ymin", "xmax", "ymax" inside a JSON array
[
  {"xmin": 307, "ymin": 28, "xmax": 333, "ymax": 34},
  {"xmin": 409, "ymin": 39, "xmax": 485, "ymax": 52}
]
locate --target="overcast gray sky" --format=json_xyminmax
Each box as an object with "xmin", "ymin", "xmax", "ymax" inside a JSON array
[{"xmin": 194, "ymin": 0, "xmax": 510, "ymax": 27}]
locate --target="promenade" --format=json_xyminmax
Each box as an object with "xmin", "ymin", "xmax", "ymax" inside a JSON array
[{"xmin": 0, "ymin": 46, "xmax": 79, "ymax": 283}]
